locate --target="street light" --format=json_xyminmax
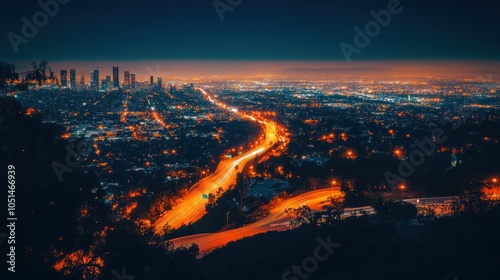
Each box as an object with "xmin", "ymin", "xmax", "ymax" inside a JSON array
[
  {"xmin": 331, "ymin": 180, "xmax": 337, "ymax": 197},
  {"xmin": 492, "ymin": 178, "xmax": 499, "ymax": 199}
]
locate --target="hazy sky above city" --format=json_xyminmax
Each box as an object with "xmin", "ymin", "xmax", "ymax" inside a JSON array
[{"xmin": 1, "ymin": 0, "xmax": 499, "ymax": 63}]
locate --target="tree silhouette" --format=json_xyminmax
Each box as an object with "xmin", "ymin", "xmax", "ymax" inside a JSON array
[
  {"xmin": 373, "ymin": 200, "xmax": 418, "ymax": 221},
  {"xmin": 320, "ymin": 196, "xmax": 345, "ymax": 225},
  {"xmin": 26, "ymin": 60, "xmax": 49, "ymax": 86},
  {"xmin": 0, "ymin": 61, "xmax": 18, "ymax": 89},
  {"xmin": 285, "ymin": 205, "xmax": 314, "ymax": 228},
  {"xmin": 0, "ymin": 96, "xmax": 109, "ymax": 279}
]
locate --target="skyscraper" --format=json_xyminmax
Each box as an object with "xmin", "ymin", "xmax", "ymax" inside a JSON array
[
  {"xmin": 150, "ymin": 76, "xmax": 154, "ymax": 85},
  {"xmin": 124, "ymin": 71, "xmax": 130, "ymax": 89},
  {"xmin": 92, "ymin": 67, "xmax": 99, "ymax": 91},
  {"xmin": 69, "ymin": 69, "xmax": 76, "ymax": 88},
  {"xmin": 60, "ymin": 70, "xmax": 67, "ymax": 87},
  {"xmin": 113, "ymin": 66, "xmax": 119, "ymax": 89},
  {"xmin": 103, "ymin": 76, "xmax": 111, "ymax": 91},
  {"xmin": 90, "ymin": 71, "xmax": 93, "ymax": 88},
  {"xmin": 157, "ymin": 77, "xmax": 163, "ymax": 88},
  {"xmin": 80, "ymin": 73, "xmax": 85, "ymax": 87},
  {"xmin": 131, "ymin": 74, "xmax": 136, "ymax": 89}
]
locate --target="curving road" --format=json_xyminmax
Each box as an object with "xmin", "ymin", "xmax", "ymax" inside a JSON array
[
  {"xmin": 170, "ymin": 188, "xmax": 342, "ymax": 255},
  {"xmin": 170, "ymin": 192, "xmax": 458, "ymax": 256},
  {"xmin": 153, "ymin": 90, "xmax": 278, "ymax": 233},
  {"xmin": 153, "ymin": 88, "xmax": 459, "ymax": 256}
]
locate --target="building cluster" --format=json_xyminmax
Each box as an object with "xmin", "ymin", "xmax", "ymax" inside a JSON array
[
  {"xmin": 58, "ymin": 65, "xmax": 164, "ymax": 91},
  {"xmin": 6, "ymin": 73, "xmax": 499, "ymax": 217}
]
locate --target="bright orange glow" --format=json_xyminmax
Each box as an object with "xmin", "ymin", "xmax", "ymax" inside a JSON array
[
  {"xmin": 25, "ymin": 107, "xmax": 35, "ymax": 116},
  {"xmin": 123, "ymin": 202, "xmax": 138, "ymax": 218},
  {"xmin": 128, "ymin": 190, "xmax": 142, "ymax": 198},
  {"xmin": 276, "ymin": 165, "xmax": 284, "ymax": 175},
  {"xmin": 399, "ymin": 184, "xmax": 406, "ymax": 190},
  {"xmin": 482, "ymin": 186, "xmax": 499, "ymax": 199},
  {"xmin": 153, "ymin": 88, "xmax": 280, "ymax": 233},
  {"xmin": 493, "ymin": 178, "xmax": 498, "ymax": 183},
  {"xmin": 93, "ymin": 143, "xmax": 101, "ymax": 156},
  {"xmin": 170, "ymin": 188, "xmax": 342, "ymax": 255},
  {"xmin": 80, "ymin": 208, "xmax": 88, "ymax": 218},
  {"xmin": 319, "ymin": 133, "xmax": 335, "ymax": 143},
  {"xmin": 53, "ymin": 249, "xmax": 104, "ymax": 278},
  {"xmin": 345, "ymin": 149, "xmax": 357, "ymax": 159},
  {"xmin": 340, "ymin": 132, "xmax": 348, "ymax": 141}
]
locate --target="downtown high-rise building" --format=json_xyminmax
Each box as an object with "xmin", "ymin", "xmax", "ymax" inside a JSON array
[
  {"xmin": 60, "ymin": 70, "xmax": 67, "ymax": 87},
  {"xmin": 157, "ymin": 77, "xmax": 163, "ymax": 88},
  {"xmin": 150, "ymin": 76, "xmax": 154, "ymax": 85},
  {"xmin": 80, "ymin": 73, "xmax": 85, "ymax": 87},
  {"xmin": 113, "ymin": 66, "xmax": 119, "ymax": 89},
  {"xmin": 124, "ymin": 71, "xmax": 130, "ymax": 89},
  {"xmin": 131, "ymin": 74, "xmax": 136, "ymax": 89},
  {"xmin": 102, "ymin": 76, "xmax": 111, "ymax": 91},
  {"xmin": 69, "ymin": 69, "xmax": 76, "ymax": 88},
  {"xmin": 92, "ymin": 67, "xmax": 99, "ymax": 91}
]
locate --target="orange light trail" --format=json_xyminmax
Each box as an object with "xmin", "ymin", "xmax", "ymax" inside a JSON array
[{"xmin": 153, "ymin": 88, "xmax": 280, "ymax": 233}]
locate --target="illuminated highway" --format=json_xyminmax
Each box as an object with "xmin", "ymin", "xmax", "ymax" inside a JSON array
[
  {"xmin": 170, "ymin": 188, "xmax": 342, "ymax": 255},
  {"xmin": 170, "ymin": 193, "xmax": 457, "ymax": 256},
  {"xmin": 152, "ymin": 87, "xmax": 460, "ymax": 257},
  {"xmin": 153, "ymin": 89, "xmax": 279, "ymax": 233}
]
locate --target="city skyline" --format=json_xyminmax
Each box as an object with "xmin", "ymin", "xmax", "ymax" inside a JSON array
[
  {"xmin": 1, "ymin": 1, "xmax": 499, "ymax": 279},
  {"xmin": 9, "ymin": 60, "xmax": 500, "ymax": 80}
]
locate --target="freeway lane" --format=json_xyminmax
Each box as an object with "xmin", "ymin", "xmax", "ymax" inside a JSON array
[
  {"xmin": 153, "ymin": 90, "xmax": 278, "ymax": 233},
  {"xmin": 170, "ymin": 188, "xmax": 342, "ymax": 255},
  {"xmin": 153, "ymin": 145, "xmax": 271, "ymax": 232},
  {"xmin": 170, "ymin": 192, "xmax": 458, "ymax": 256}
]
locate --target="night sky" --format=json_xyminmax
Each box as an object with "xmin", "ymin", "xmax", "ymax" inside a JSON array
[{"xmin": 1, "ymin": 0, "xmax": 499, "ymax": 62}]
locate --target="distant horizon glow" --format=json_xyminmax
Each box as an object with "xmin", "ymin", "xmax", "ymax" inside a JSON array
[{"xmin": 11, "ymin": 60, "xmax": 500, "ymax": 80}]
